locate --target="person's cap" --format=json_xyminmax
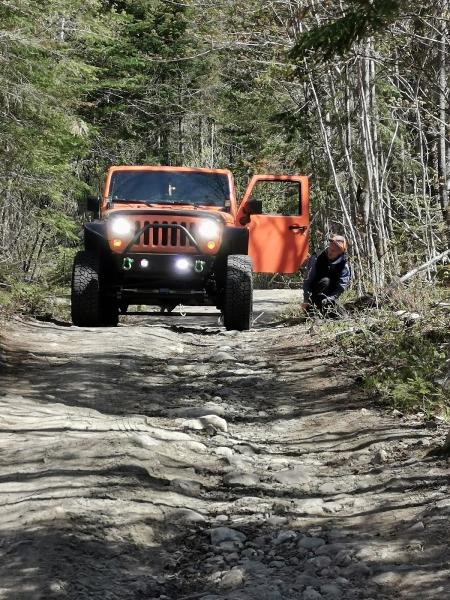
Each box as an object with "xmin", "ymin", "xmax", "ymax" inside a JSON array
[{"xmin": 329, "ymin": 234, "xmax": 347, "ymax": 251}]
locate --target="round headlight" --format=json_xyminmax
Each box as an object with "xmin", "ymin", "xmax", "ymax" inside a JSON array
[
  {"xmin": 111, "ymin": 217, "xmax": 132, "ymax": 236},
  {"xmin": 198, "ymin": 219, "xmax": 220, "ymax": 239}
]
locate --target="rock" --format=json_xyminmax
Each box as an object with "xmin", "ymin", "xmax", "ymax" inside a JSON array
[
  {"xmin": 170, "ymin": 479, "xmax": 202, "ymax": 494},
  {"xmin": 302, "ymin": 587, "xmax": 323, "ymax": 600},
  {"xmin": 372, "ymin": 448, "xmax": 388, "ymax": 464},
  {"xmin": 299, "ymin": 537, "xmax": 326, "ymax": 550},
  {"xmin": 273, "ymin": 466, "xmax": 310, "ymax": 485},
  {"xmin": 225, "ymin": 552, "xmax": 240, "ymax": 563},
  {"xmin": 335, "ymin": 551, "xmax": 352, "ymax": 567},
  {"xmin": 168, "ymin": 508, "xmax": 205, "ymax": 522},
  {"xmin": 214, "ymin": 446, "xmax": 234, "ymax": 458},
  {"xmin": 219, "ymin": 568, "xmax": 245, "ymax": 589},
  {"xmin": 372, "ymin": 571, "xmax": 402, "ymax": 586},
  {"xmin": 239, "ymin": 559, "xmax": 266, "ymax": 574},
  {"xmin": 273, "ymin": 530, "xmax": 297, "ymax": 545},
  {"xmin": 180, "ymin": 418, "xmax": 205, "ymax": 430},
  {"xmin": 320, "ymin": 568, "xmax": 339, "ymax": 580},
  {"xmin": 266, "ymin": 515, "xmax": 288, "ymax": 527},
  {"xmin": 200, "ymin": 414, "xmax": 228, "ymax": 432},
  {"xmin": 205, "ymin": 401, "xmax": 225, "ymax": 415},
  {"xmin": 168, "ymin": 404, "xmax": 224, "ymax": 418},
  {"xmin": 210, "ymin": 352, "xmax": 235, "ymax": 362},
  {"xmin": 253, "ymin": 535, "xmax": 268, "ymax": 548},
  {"xmin": 241, "ymin": 547, "xmax": 258, "ymax": 559},
  {"xmin": 250, "ymin": 586, "xmax": 283, "ymax": 600},
  {"xmin": 261, "ymin": 590, "xmax": 283, "ymax": 600},
  {"xmin": 309, "ymin": 555, "xmax": 332, "ymax": 569},
  {"xmin": 234, "ymin": 444, "xmax": 257, "ymax": 456},
  {"xmin": 217, "ymin": 541, "xmax": 240, "ymax": 553},
  {"xmin": 213, "ymin": 514, "xmax": 229, "ymax": 523},
  {"xmin": 408, "ymin": 521, "xmax": 425, "ymax": 531},
  {"xmin": 315, "ymin": 543, "xmax": 346, "ymax": 556},
  {"xmin": 210, "ymin": 527, "xmax": 247, "ymax": 545},
  {"xmin": 223, "ymin": 471, "xmax": 259, "ymax": 487},
  {"xmin": 391, "ymin": 409, "xmax": 404, "ymax": 417},
  {"xmin": 184, "ymin": 441, "xmax": 208, "ymax": 453},
  {"xmin": 269, "ymin": 560, "xmax": 286, "ymax": 568},
  {"xmin": 294, "ymin": 574, "xmax": 317, "ymax": 588},
  {"xmin": 320, "ymin": 583, "xmax": 342, "ymax": 599}
]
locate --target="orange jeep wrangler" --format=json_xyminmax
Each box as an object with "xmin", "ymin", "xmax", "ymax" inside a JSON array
[{"xmin": 71, "ymin": 166, "xmax": 309, "ymax": 330}]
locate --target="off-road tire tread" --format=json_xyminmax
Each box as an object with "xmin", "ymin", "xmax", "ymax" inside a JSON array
[
  {"xmin": 71, "ymin": 251, "xmax": 102, "ymax": 326},
  {"xmin": 223, "ymin": 255, "xmax": 253, "ymax": 331}
]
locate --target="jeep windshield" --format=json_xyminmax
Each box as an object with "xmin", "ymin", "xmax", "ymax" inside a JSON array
[{"xmin": 108, "ymin": 171, "xmax": 230, "ymax": 208}]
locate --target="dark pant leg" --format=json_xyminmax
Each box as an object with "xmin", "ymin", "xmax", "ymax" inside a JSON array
[{"xmin": 311, "ymin": 277, "xmax": 332, "ymax": 309}]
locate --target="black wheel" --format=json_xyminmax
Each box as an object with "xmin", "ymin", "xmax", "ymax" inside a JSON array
[
  {"xmin": 223, "ymin": 255, "xmax": 253, "ymax": 331},
  {"xmin": 71, "ymin": 251, "xmax": 118, "ymax": 327}
]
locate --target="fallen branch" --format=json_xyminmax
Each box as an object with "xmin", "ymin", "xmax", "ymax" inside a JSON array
[{"xmin": 393, "ymin": 249, "xmax": 450, "ymax": 286}]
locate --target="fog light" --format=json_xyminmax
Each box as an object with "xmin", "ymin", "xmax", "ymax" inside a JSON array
[
  {"xmin": 175, "ymin": 258, "xmax": 190, "ymax": 271},
  {"xmin": 113, "ymin": 239, "xmax": 123, "ymax": 248},
  {"xmin": 140, "ymin": 259, "xmax": 149, "ymax": 268},
  {"xmin": 206, "ymin": 240, "xmax": 216, "ymax": 250}
]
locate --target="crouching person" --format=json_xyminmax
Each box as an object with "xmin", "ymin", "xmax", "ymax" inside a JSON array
[{"xmin": 302, "ymin": 235, "xmax": 351, "ymax": 316}]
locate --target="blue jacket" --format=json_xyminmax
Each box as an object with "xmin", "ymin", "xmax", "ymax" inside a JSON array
[{"xmin": 303, "ymin": 251, "xmax": 351, "ymax": 301}]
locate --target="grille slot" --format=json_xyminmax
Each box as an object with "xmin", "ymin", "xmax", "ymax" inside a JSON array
[
  {"xmin": 152, "ymin": 221, "xmax": 159, "ymax": 246},
  {"xmin": 180, "ymin": 222, "xmax": 187, "ymax": 246},
  {"xmin": 143, "ymin": 221, "xmax": 150, "ymax": 245}
]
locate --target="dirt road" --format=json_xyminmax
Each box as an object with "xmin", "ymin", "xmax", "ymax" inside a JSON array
[{"xmin": 0, "ymin": 290, "xmax": 449, "ymax": 600}]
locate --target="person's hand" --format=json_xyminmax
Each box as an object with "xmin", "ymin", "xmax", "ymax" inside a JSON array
[{"xmin": 321, "ymin": 295, "xmax": 335, "ymax": 307}]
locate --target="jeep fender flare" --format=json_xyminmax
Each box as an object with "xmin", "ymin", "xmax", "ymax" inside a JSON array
[
  {"xmin": 219, "ymin": 226, "xmax": 249, "ymax": 257},
  {"xmin": 84, "ymin": 221, "xmax": 109, "ymax": 253}
]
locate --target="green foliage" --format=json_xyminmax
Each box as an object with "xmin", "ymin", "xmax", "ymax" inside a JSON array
[
  {"xmin": 47, "ymin": 247, "xmax": 79, "ymax": 286},
  {"xmin": 339, "ymin": 304, "xmax": 449, "ymax": 418},
  {"xmin": 7, "ymin": 282, "xmax": 53, "ymax": 318},
  {"xmin": 290, "ymin": 0, "xmax": 402, "ymax": 61}
]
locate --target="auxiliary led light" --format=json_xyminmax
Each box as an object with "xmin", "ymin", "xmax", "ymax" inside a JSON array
[
  {"xmin": 111, "ymin": 217, "xmax": 132, "ymax": 236},
  {"xmin": 140, "ymin": 259, "xmax": 149, "ymax": 268},
  {"xmin": 113, "ymin": 239, "xmax": 123, "ymax": 248},
  {"xmin": 206, "ymin": 240, "xmax": 216, "ymax": 250},
  {"xmin": 175, "ymin": 258, "xmax": 190, "ymax": 271}
]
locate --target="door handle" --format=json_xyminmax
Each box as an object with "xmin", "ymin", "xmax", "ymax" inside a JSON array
[{"xmin": 288, "ymin": 225, "xmax": 307, "ymax": 232}]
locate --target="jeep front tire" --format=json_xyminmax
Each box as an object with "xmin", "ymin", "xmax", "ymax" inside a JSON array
[
  {"xmin": 71, "ymin": 251, "xmax": 118, "ymax": 327},
  {"xmin": 223, "ymin": 255, "xmax": 253, "ymax": 331}
]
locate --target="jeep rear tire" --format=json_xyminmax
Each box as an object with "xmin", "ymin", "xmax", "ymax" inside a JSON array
[
  {"xmin": 71, "ymin": 251, "xmax": 118, "ymax": 327},
  {"xmin": 223, "ymin": 255, "xmax": 253, "ymax": 331}
]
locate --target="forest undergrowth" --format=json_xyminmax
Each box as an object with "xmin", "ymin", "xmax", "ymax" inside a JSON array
[{"xmin": 283, "ymin": 281, "xmax": 450, "ymax": 420}]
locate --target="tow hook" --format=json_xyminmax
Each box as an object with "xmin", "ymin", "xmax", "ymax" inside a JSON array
[
  {"xmin": 195, "ymin": 260, "xmax": 205, "ymax": 273},
  {"xmin": 123, "ymin": 257, "xmax": 134, "ymax": 271}
]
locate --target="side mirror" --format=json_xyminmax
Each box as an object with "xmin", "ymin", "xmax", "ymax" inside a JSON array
[
  {"xmin": 245, "ymin": 199, "xmax": 263, "ymax": 215},
  {"xmin": 87, "ymin": 195, "xmax": 100, "ymax": 212}
]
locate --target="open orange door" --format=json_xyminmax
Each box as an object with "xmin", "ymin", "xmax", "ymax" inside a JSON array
[{"xmin": 236, "ymin": 175, "xmax": 309, "ymax": 274}]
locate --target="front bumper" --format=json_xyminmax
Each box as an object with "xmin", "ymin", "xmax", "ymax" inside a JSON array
[{"xmin": 110, "ymin": 253, "xmax": 216, "ymax": 304}]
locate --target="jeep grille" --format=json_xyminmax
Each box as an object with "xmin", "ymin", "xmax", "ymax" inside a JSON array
[{"xmin": 130, "ymin": 218, "xmax": 198, "ymax": 253}]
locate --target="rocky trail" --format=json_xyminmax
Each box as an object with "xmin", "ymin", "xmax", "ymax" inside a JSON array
[{"xmin": 0, "ymin": 290, "xmax": 449, "ymax": 600}]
